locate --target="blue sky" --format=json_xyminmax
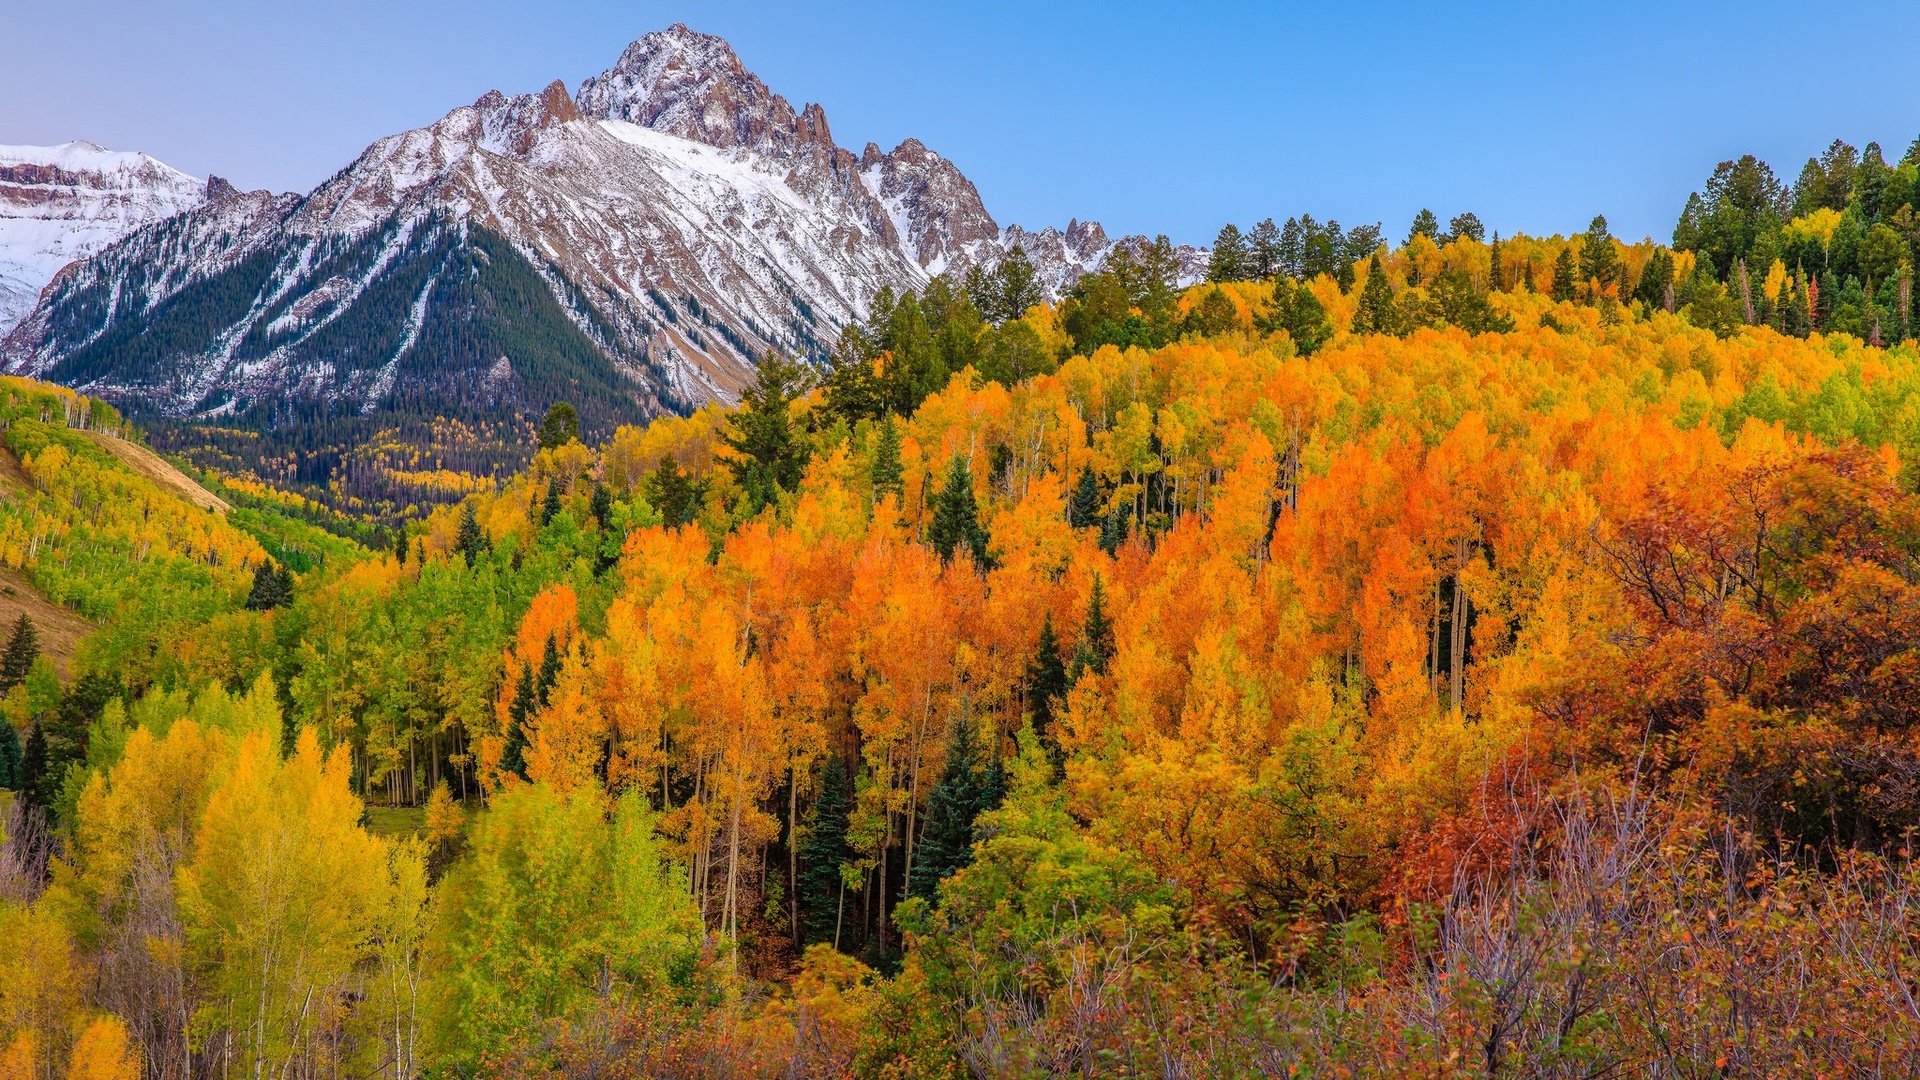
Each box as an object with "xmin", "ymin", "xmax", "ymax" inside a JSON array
[{"xmin": 5, "ymin": 1, "xmax": 1918, "ymax": 246}]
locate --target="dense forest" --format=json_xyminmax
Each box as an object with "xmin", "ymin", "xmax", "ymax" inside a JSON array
[{"xmin": 6, "ymin": 133, "xmax": 1920, "ymax": 1076}]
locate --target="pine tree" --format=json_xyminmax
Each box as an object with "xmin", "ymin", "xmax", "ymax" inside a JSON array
[
  {"xmin": 536, "ymin": 633, "xmax": 563, "ymax": 707},
  {"xmin": 1352, "ymin": 252, "xmax": 1402, "ymax": 336},
  {"xmin": 1447, "ymin": 211, "xmax": 1486, "ymax": 243},
  {"xmin": 908, "ymin": 719, "xmax": 988, "ymax": 901},
  {"xmin": 245, "ymin": 560, "xmax": 292, "ymax": 611},
  {"xmin": 0, "ymin": 718, "xmax": 20, "ymax": 789},
  {"xmin": 537, "ymin": 402, "xmax": 580, "ymax": 450},
  {"xmin": 1207, "ymin": 224, "xmax": 1251, "ymax": 282},
  {"xmin": 1248, "ymin": 217, "xmax": 1283, "ymax": 280},
  {"xmin": 647, "ymin": 456, "xmax": 703, "ymax": 527},
  {"xmin": 502, "ymin": 664, "xmax": 535, "ymax": 781},
  {"xmin": 1068, "ymin": 465, "xmax": 1101, "ymax": 529},
  {"xmin": 1070, "ymin": 577, "xmax": 1116, "ymax": 681},
  {"xmin": 928, "ymin": 455, "xmax": 990, "ymax": 566},
  {"xmin": 19, "ymin": 721, "xmax": 47, "ymax": 808},
  {"xmin": 1407, "ymin": 208, "xmax": 1441, "ymax": 245},
  {"xmin": 1579, "ymin": 215, "xmax": 1619, "ymax": 296},
  {"xmin": 870, "ymin": 418, "xmax": 905, "ymax": 504},
  {"xmin": 589, "ymin": 481, "xmax": 613, "ymax": 530},
  {"xmin": 1488, "ymin": 234, "xmax": 1505, "ymax": 291},
  {"xmin": 1259, "ymin": 277, "xmax": 1333, "ymax": 354},
  {"xmin": 456, "ymin": 502, "xmax": 487, "ymax": 567},
  {"xmin": 1098, "ymin": 504, "xmax": 1130, "ymax": 555},
  {"xmin": 1025, "ymin": 613, "xmax": 1068, "ymax": 756},
  {"xmin": 798, "ymin": 756, "xmax": 854, "ymax": 947},
  {"xmin": 0, "ymin": 614, "xmax": 38, "ymax": 693},
  {"xmin": 539, "ymin": 477, "xmax": 563, "ymax": 527},
  {"xmin": 393, "ymin": 527, "xmax": 409, "ymax": 565},
  {"xmin": 725, "ymin": 353, "xmax": 813, "ymax": 509},
  {"xmin": 1551, "ymin": 246, "xmax": 1580, "ymax": 302},
  {"xmin": 986, "ymin": 246, "xmax": 1042, "ymax": 325}
]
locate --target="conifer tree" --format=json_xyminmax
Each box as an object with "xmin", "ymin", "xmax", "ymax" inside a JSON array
[
  {"xmin": 589, "ymin": 482, "xmax": 613, "ymax": 531},
  {"xmin": 1068, "ymin": 465, "xmax": 1101, "ymax": 529},
  {"xmin": 19, "ymin": 721, "xmax": 47, "ymax": 808},
  {"xmin": 537, "ymin": 402, "xmax": 580, "ymax": 450},
  {"xmin": 1448, "ymin": 211, "xmax": 1486, "ymax": 243},
  {"xmin": 1489, "ymin": 234, "xmax": 1505, "ymax": 291},
  {"xmin": 393, "ymin": 527, "xmax": 408, "ymax": 565},
  {"xmin": 870, "ymin": 418, "xmax": 905, "ymax": 504},
  {"xmin": 1207, "ymin": 224, "xmax": 1251, "ymax": 282},
  {"xmin": 725, "ymin": 353, "xmax": 813, "ymax": 508},
  {"xmin": 536, "ymin": 633, "xmax": 563, "ymax": 707},
  {"xmin": 1099, "ymin": 504, "xmax": 1130, "ymax": 555},
  {"xmin": 1353, "ymin": 252, "xmax": 1402, "ymax": 336},
  {"xmin": 1070, "ymin": 577, "xmax": 1117, "ymax": 681},
  {"xmin": 456, "ymin": 502, "xmax": 487, "ymax": 567},
  {"xmin": 1248, "ymin": 218, "xmax": 1283, "ymax": 279},
  {"xmin": 985, "ymin": 246, "xmax": 1042, "ymax": 325},
  {"xmin": 245, "ymin": 561, "xmax": 292, "ymax": 611},
  {"xmin": 1025, "ymin": 613, "xmax": 1068, "ymax": 756},
  {"xmin": 540, "ymin": 478, "xmax": 563, "ymax": 527},
  {"xmin": 1407, "ymin": 208, "xmax": 1441, "ymax": 245},
  {"xmin": 502, "ymin": 664, "xmax": 535, "ymax": 781},
  {"xmin": 1260, "ymin": 277, "xmax": 1333, "ymax": 354},
  {"xmin": 0, "ymin": 614, "xmax": 38, "ymax": 693},
  {"xmin": 928, "ymin": 455, "xmax": 990, "ymax": 566},
  {"xmin": 0, "ymin": 718, "xmax": 19, "ymax": 789},
  {"xmin": 647, "ymin": 456, "xmax": 703, "ymax": 528},
  {"xmin": 1580, "ymin": 215, "xmax": 1619, "ymax": 296},
  {"xmin": 1551, "ymin": 246, "xmax": 1580, "ymax": 302},
  {"xmin": 907, "ymin": 719, "xmax": 990, "ymax": 901},
  {"xmin": 798, "ymin": 756, "xmax": 854, "ymax": 947}
]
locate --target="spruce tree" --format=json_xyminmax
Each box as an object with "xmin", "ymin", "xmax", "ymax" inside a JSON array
[
  {"xmin": 0, "ymin": 718, "xmax": 19, "ymax": 789},
  {"xmin": 1579, "ymin": 215, "xmax": 1618, "ymax": 296},
  {"xmin": 928, "ymin": 455, "xmax": 990, "ymax": 566},
  {"xmin": 1353, "ymin": 253, "xmax": 1402, "ymax": 336},
  {"xmin": 1207, "ymin": 224, "xmax": 1251, "ymax": 283},
  {"xmin": 908, "ymin": 719, "xmax": 987, "ymax": 901},
  {"xmin": 1448, "ymin": 211, "xmax": 1486, "ymax": 244},
  {"xmin": 0, "ymin": 614, "xmax": 38, "ymax": 693},
  {"xmin": 1068, "ymin": 465, "xmax": 1101, "ymax": 529},
  {"xmin": 589, "ymin": 482, "xmax": 613, "ymax": 530},
  {"xmin": 1551, "ymin": 247, "xmax": 1580, "ymax": 302},
  {"xmin": 870, "ymin": 418, "xmax": 905, "ymax": 504},
  {"xmin": 393, "ymin": 527, "xmax": 409, "ymax": 565},
  {"xmin": 536, "ymin": 633, "xmax": 563, "ymax": 707},
  {"xmin": 1070, "ymin": 577, "xmax": 1117, "ymax": 681},
  {"xmin": 1025, "ymin": 613, "xmax": 1068, "ymax": 755},
  {"xmin": 1248, "ymin": 217, "xmax": 1283, "ymax": 280},
  {"xmin": 725, "ymin": 352, "xmax": 813, "ymax": 509},
  {"xmin": 245, "ymin": 560, "xmax": 292, "ymax": 612},
  {"xmin": 1407, "ymin": 208, "xmax": 1441, "ymax": 245},
  {"xmin": 19, "ymin": 721, "xmax": 47, "ymax": 808},
  {"xmin": 537, "ymin": 402, "xmax": 580, "ymax": 450},
  {"xmin": 987, "ymin": 246, "xmax": 1042, "ymax": 325},
  {"xmin": 1259, "ymin": 277, "xmax": 1332, "ymax": 354},
  {"xmin": 647, "ymin": 457, "xmax": 702, "ymax": 527},
  {"xmin": 1489, "ymin": 234, "xmax": 1505, "ymax": 291},
  {"xmin": 540, "ymin": 477, "xmax": 563, "ymax": 527},
  {"xmin": 502, "ymin": 664, "xmax": 535, "ymax": 781},
  {"xmin": 456, "ymin": 502, "xmax": 487, "ymax": 567},
  {"xmin": 1098, "ymin": 504, "xmax": 1130, "ymax": 555},
  {"xmin": 798, "ymin": 756, "xmax": 854, "ymax": 946}
]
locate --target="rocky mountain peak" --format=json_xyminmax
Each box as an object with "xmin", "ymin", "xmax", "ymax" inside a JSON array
[{"xmin": 575, "ymin": 23, "xmax": 833, "ymax": 159}]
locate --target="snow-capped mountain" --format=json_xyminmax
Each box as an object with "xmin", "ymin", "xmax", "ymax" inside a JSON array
[
  {"xmin": 1, "ymin": 25, "xmax": 1199, "ymax": 433},
  {"xmin": 0, "ymin": 141, "xmax": 214, "ymax": 332}
]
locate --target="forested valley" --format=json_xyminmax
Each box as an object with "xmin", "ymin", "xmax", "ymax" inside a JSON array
[{"xmin": 5, "ymin": 134, "xmax": 1920, "ymax": 1076}]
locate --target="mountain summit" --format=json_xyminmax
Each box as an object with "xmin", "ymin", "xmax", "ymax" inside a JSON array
[{"xmin": 1, "ymin": 26, "xmax": 1193, "ymax": 462}]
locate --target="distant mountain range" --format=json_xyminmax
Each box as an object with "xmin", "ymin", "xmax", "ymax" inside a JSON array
[{"xmin": 0, "ymin": 24, "xmax": 1200, "ymax": 443}]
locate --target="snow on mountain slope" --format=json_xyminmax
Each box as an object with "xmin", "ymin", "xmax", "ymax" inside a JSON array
[
  {"xmin": 0, "ymin": 141, "xmax": 210, "ymax": 332},
  {"xmin": 1, "ymin": 25, "xmax": 1204, "ymax": 432}
]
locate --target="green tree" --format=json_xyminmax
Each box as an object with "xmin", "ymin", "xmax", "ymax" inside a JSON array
[
  {"xmin": 1247, "ymin": 218, "xmax": 1283, "ymax": 279},
  {"xmin": 0, "ymin": 717, "xmax": 17, "ymax": 789},
  {"xmin": 1068, "ymin": 465, "xmax": 1102, "ymax": 529},
  {"xmin": 725, "ymin": 353, "xmax": 813, "ymax": 509},
  {"xmin": 455, "ymin": 502, "xmax": 487, "ymax": 567},
  {"xmin": 646, "ymin": 456, "xmax": 705, "ymax": 528},
  {"xmin": 0, "ymin": 614, "xmax": 39, "ymax": 693},
  {"xmin": 1352, "ymin": 253, "xmax": 1402, "ymax": 336},
  {"xmin": 869, "ymin": 418, "xmax": 904, "ymax": 504},
  {"xmin": 1448, "ymin": 211, "xmax": 1486, "ymax": 243},
  {"xmin": 927, "ymin": 455, "xmax": 990, "ymax": 567},
  {"xmin": 1207, "ymin": 224, "xmax": 1251, "ymax": 283},
  {"xmin": 908, "ymin": 719, "xmax": 996, "ymax": 901},
  {"xmin": 1260, "ymin": 277, "xmax": 1333, "ymax": 354},
  {"xmin": 799, "ymin": 756, "xmax": 854, "ymax": 947},
  {"xmin": 539, "ymin": 477, "xmax": 563, "ymax": 527},
  {"xmin": 1551, "ymin": 246, "xmax": 1580, "ymax": 302},
  {"xmin": 503, "ymin": 665, "xmax": 536, "ymax": 781},
  {"xmin": 537, "ymin": 402, "xmax": 581, "ymax": 450},
  {"xmin": 1580, "ymin": 215, "xmax": 1619, "ymax": 295},
  {"xmin": 980, "ymin": 246, "xmax": 1042, "ymax": 325},
  {"xmin": 1070, "ymin": 577, "xmax": 1116, "ymax": 681},
  {"xmin": 245, "ymin": 561, "xmax": 293, "ymax": 611},
  {"xmin": 1025, "ymin": 613, "xmax": 1068, "ymax": 759},
  {"xmin": 1407, "ymin": 208, "xmax": 1441, "ymax": 245},
  {"xmin": 19, "ymin": 721, "xmax": 48, "ymax": 807}
]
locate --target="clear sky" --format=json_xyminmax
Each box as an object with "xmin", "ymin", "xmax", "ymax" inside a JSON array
[{"xmin": 4, "ymin": 1, "xmax": 1918, "ymax": 246}]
